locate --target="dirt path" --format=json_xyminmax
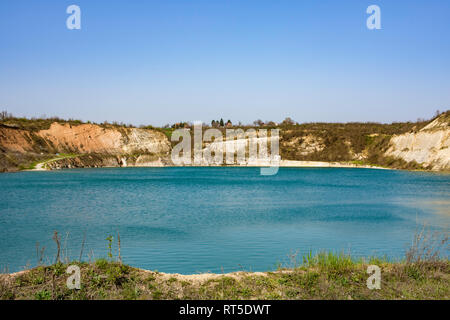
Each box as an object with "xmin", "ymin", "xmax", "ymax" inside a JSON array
[{"xmin": 33, "ymin": 154, "xmax": 80, "ymax": 171}]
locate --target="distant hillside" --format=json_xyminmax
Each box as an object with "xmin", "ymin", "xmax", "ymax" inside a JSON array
[
  {"xmin": 0, "ymin": 120, "xmax": 171, "ymax": 172},
  {"xmin": 278, "ymin": 112, "xmax": 449, "ymax": 170},
  {"xmin": 0, "ymin": 112, "xmax": 449, "ymax": 172}
]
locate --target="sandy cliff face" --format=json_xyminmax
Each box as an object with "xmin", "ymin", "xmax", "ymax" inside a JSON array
[
  {"xmin": 0, "ymin": 126, "xmax": 36, "ymax": 153},
  {"xmin": 0, "ymin": 122, "xmax": 171, "ymax": 171},
  {"xmin": 37, "ymin": 123, "xmax": 123, "ymax": 154},
  {"xmin": 37, "ymin": 123, "xmax": 171, "ymax": 155},
  {"xmin": 384, "ymin": 115, "xmax": 450, "ymax": 170}
]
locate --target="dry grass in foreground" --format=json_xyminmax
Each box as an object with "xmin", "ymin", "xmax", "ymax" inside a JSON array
[
  {"xmin": 1, "ymin": 253, "xmax": 448, "ymax": 300},
  {"xmin": 1, "ymin": 228, "xmax": 448, "ymax": 300}
]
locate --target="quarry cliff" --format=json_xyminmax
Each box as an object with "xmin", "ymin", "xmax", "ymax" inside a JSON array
[
  {"xmin": 0, "ymin": 122, "xmax": 171, "ymax": 171},
  {"xmin": 385, "ymin": 113, "xmax": 450, "ymax": 171},
  {"xmin": 0, "ymin": 111, "xmax": 449, "ymax": 172}
]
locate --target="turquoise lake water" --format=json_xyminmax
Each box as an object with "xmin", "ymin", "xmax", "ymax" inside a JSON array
[{"xmin": 0, "ymin": 167, "xmax": 449, "ymax": 273}]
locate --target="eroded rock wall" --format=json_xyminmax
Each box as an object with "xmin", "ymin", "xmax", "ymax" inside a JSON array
[{"xmin": 384, "ymin": 115, "xmax": 450, "ymax": 170}]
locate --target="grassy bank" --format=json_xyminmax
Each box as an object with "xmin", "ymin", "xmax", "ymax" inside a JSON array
[{"xmin": 1, "ymin": 253, "xmax": 448, "ymax": 300}]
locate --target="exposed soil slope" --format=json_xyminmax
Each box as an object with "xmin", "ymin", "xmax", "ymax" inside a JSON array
[{"xmin": 0, "ymin": 122, "xmax": 171, "ymax": 171}]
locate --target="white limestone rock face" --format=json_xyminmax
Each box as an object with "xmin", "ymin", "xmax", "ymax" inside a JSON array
[
  {"xmin": 120, "ymin": 128, "xmax": 171, "ymax": 155},
  {"xmin": 385, "ymin": 114, "xmax": 450, "ymax": 170}
]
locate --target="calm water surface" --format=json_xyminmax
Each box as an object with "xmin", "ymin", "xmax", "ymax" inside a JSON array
[{"xmin": 0, "ymin": 167, "xmax": 449, "ymax": 273}]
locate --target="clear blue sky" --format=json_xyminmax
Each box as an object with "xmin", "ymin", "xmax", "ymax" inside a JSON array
[{"xmin": 0, "ymin": 0, "xmax": 449, "ymax": 126}]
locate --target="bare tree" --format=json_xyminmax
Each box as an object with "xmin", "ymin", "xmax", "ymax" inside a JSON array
[
  {"xmin": 0, "ymin": 110, "xmax": 12, "ymax": 121},
  {"xmin": 281, "ymin": 117, "xmax": 295, "ymax": 126},
  {"xmin": 253, "ymin": 119, "xmax": 264, "ymax": 127}
]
